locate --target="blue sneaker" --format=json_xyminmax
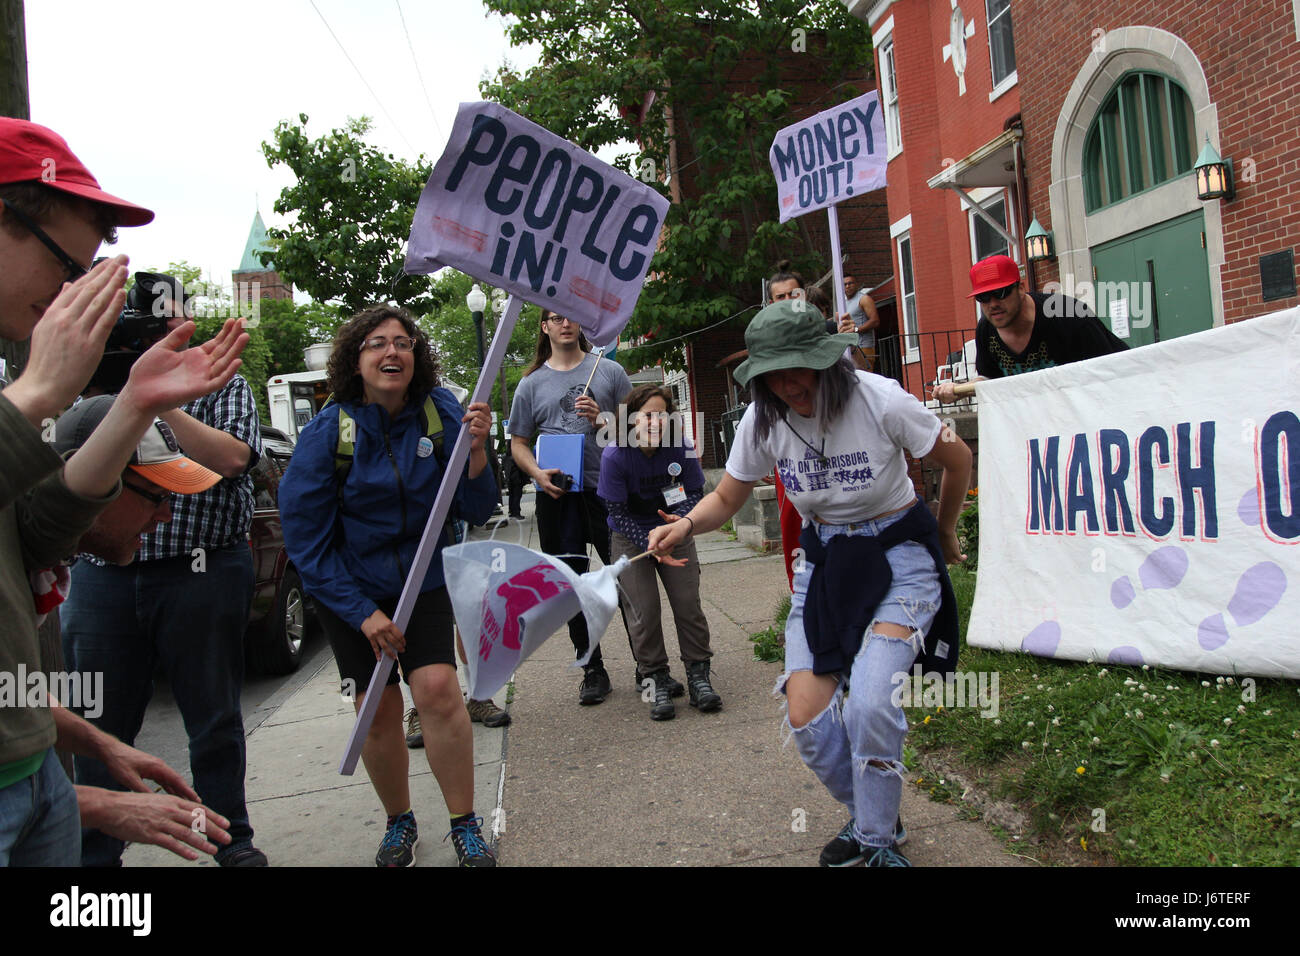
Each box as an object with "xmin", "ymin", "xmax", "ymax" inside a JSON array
[
  {"xmin": 445, "ymin": 816, "xmax": 497, "ymax": 867},
  {"xmin": 376, "ymin": 811, "xmax": 418, "ymax": 867},
  {"xmin": 864, "ymin": 843, "xmax": 912, "ymax": 867}
]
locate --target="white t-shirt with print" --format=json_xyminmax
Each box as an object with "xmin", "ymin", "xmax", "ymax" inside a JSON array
[{"xmin": 726, "ymin": 371, "xmax": 942, "ymax": 525}]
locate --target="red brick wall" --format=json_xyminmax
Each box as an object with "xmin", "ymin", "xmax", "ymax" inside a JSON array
[
  {"xmin": 875, "ymin": 0, "xmax": 1023, "ymax": 399},
  {"xmin": 1016, "ymin": 0, "xmax": 1300, "ymax": 321}
]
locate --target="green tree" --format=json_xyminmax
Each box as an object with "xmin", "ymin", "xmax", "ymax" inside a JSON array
[
  {"xmin": 260, "ymin": 115, "xmax": 434, "ymax": 314},
  {"xmin": 420, "ymin": 268, "xmax": 540, "ymax": 395},
  {"xmin": 480, "ymin": 0, "xmax": 872, "ymax": 368},
  {"xmin": 255, "ymin": 298, "xmax": 345, "ymax": 377}
]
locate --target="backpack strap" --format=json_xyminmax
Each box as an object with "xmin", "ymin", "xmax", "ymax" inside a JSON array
[
  {"xmin": 333, "ymin": 403, "xmax": 355, "ymax": 508},
  {"xmin": 416, "ymin": 394, "xmax": 445, "ymax": 459}
]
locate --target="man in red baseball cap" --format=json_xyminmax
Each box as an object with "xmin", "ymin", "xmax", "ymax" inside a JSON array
[{"xmin": 932, "ymin": 253, "xmax": 1127, "ymax": 403}]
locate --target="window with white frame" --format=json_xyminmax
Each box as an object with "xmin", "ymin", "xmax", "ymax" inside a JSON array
[
  {"xmin": 897, "ymin": 232, "xmax": 919, "ymax": 362},
  {"xmin": 969, "ymin": 191, "xmax": 1014, "ymax": 321},
  {"xmin": 880, "ymin": 39, "xmax": 901, "ymax": 155},
  {"xmin": 986, "ymin": 0, "xmax": 1016, "ymax": 90}
]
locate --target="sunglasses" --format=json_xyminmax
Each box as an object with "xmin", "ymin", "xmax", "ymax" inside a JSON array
[
  {"xmin": 122, "ymin": 480, "xmax": 170, "ymax": 507},
  {"xmin": 975, "ymin": 283, "xmax": 1018, "ymax": 305},
  {"xmin": 0, "ymin": 198, "xmax": 90, "ymax": 284}
]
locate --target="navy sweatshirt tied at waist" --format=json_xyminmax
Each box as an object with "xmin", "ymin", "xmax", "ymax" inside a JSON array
[{"xmin": 798, "ymin": 499, "xmax": 960, "ymax": 678}]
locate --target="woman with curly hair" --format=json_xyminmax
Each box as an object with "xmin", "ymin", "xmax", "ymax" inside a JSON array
[{"xmin": 278, "ymin": 305, "xmax": 499, "ymax": 867}]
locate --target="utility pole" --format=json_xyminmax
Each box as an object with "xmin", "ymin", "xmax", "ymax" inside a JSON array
[{"xmin": 1, "ymin": 0, "xmax": 29, "ymax": 120}]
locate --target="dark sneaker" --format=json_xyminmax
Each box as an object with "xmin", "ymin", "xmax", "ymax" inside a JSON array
[
  {"xmin": 819, "ymin": 818, "xmax": 907, "ymax": 866},
  {"xmin": 645, "ymin": 669, "xmax": 676, "ymax": 721},
  {"xmin": 864, "ymin": 843, "xmax": 912, "ymax": 867},
  {"xmin": 445, "ymin": 816, "xmax": 496, "ymax": 867},
  {"xmin": 467, "ymin": 698, "xmax": 511, "ymax": 727},
  {"xmin": 218, "ymin": 844, "xmax": 268, "ymax": 867},
  {"xmin": 376, "ymin": 811, "xmax": 418, "ymax": 867},
  {"xmin": 405, "ymin": 707, "xmax": 424, "ymax": 749},
  {"xmin": 819, "ymin": 820, "xmax": 865, "ymax": 867},
  {"xmin": 635, "ymin": 668, "xmax": 684, "ymax": 698},
  {"xmin": 685, "ymin": 660, "xmax": 722, "ymax": 712},
  {"xmin": 579, "ymin": 665, "xmax": 611, "ymax": 705}
]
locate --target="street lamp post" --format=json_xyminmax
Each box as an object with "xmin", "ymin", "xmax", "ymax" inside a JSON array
[{"xmin": 466, "ymin": 283, "xmax": 487, "ymax": 367}]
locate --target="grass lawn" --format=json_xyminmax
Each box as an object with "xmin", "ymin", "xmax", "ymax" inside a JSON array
[{"xmin": 751, "ymin": 564, "xmax": 1300, "ymax": 865}]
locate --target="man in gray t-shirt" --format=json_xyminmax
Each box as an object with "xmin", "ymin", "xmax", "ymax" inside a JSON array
[{"xmin": 509, "ymin": 310, "xmax": 632, "ymax": 705}]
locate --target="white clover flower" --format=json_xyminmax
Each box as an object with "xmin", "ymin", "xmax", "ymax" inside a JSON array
[
  {"xmin": 1091, "ymin": 736, "xmax": 1101, "ymax": 745},
  {"xmin": 1141, "ymin": 664, "xmax": 1150, "ymax": 671},
  {"xmin": 1216, "ymin": 676, "xmax": 1225, "ymax": 684},
  {"xmin": 1226, "ymin": 677, "xmax": 1235, "ymax": 685},
  {"xmin": 1138, "ymin": 684, "xmax": 1146, "ymax": 691},
  {"xmin": 1134, "ymin": 710, "xmax": 1143, "ymax": 719},
  {"xmin": 1263, "ymin": 709, "xmax": 1273, "ymax": 716},
  {"xmin": 1166, "ymin": 685, "xmax": 1176, "ymax": 691},
  {"xmin": 1047, "ymin": 704, "xmax": 1054, "ymax": 712},
  {"xmin": 1037, "ymin": 684, "xmax": 1045, "ymax": 690},
  {"xmin": 1052, "ymin": 716, "xmax": 1061, "ymax": 726},
  {"xmin": 1097, "ymin": 669, "xmax": 1108, "ymax": 677},
  {"xmin": 1223, "ymin": 717, "xmax": 1233, "ymax": 726},
  {"xmin": 1026, "ymin": 720, "xmax": 1035, "ymax": 727},
  {"xmin": 993, "ymin": 718, "xmax": 1001, "ymax": 725},
  {"xmin": 1237, "ymin": 705, "xmax": 1246, "ymax": 715},
  {"xmin": 1202, "ymin": 681, "xmax": 1211, "ymax": 687},
  {"xmin": 1168, "ymin": 724, "xmax": 1175, "ymax": 730},
  {"xmin": 1211, "ymin": 739, "xmax": 1220, "ymax": 747},
  {"xmin": 1123, "ymin": 678, "xmax": 1138, "ymax": 686},
  {"xmin": 1022, "ymin": 740, "xmax": 1032, "ymax": 749}
]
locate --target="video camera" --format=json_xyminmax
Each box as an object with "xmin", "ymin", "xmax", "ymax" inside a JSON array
[{"xmin": 89, "ymin": 271, "xmax": 189, "ymax": 394}]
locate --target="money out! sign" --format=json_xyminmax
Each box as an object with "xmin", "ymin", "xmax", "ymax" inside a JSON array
[
  {"xmin": 406, "ymin": 101, "xmax": 669, "ymax": 344},
  {"xmin": 968, "ymin": 307, "xmax": 1300, "ymax": 678},
  {"xmin": 768, "ymin": 90, "xmax": 888, "ymax": 223}
]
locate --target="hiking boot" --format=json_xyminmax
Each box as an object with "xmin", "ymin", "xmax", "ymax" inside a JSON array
[
  {"xmin": 645, "ymin": 669, "xmax": 676, "ymax": 721},
  {"xmin": 685, "ymin": 660, "xmax": 721, "ymax": 712},
  {"xmin": 445, "ymin": 816, "xmax": 496, "ymax": 867},
  {"xmin": 467, "ymin": 698, "xmax": 511, "ymax": 727},
  {"xmin": 635, "ymin": 667, "xmax": 684, "ymax": 698},
  {"xmin": 864, "ymin": 843, "xmax": 912, "ymax": 867},
  {"xmin": 579, "ymin": 664, "xmax": 611, "ymax": 705},
  {"xmin": 217, "ymin": 844, "xmax": 268, "ymax": 867},
  {"xmin": 375, "ymin": 811, "xmax": 418, "ymax": 867},
  {"xmin": 404, "ymin": 707, "xmax": 424, "ymax": 748},
  {"xmin": 894, "ymin": 815, "xmax": 908, "ymax": 847}
]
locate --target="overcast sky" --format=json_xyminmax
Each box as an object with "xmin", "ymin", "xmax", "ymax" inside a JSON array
[{"xmin": 26, "ymin": 0, "xmax": 539, "ymax": 291}]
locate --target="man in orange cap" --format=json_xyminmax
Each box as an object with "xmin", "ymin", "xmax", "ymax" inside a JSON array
[{"xmin": 932, "ymin": 254, "xmax": 1127, "ymax": 403}]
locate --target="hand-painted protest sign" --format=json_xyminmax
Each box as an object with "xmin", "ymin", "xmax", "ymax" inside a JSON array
[
  {"xmin": 443, "ymin": 540, "xmax": 627, "ymax": 700},
  {"xmin": 769, "ymin": 90, "xmax": 887, "ymax": 223},
  {"xmin": 406, "ymin": 101, "xmax": 670, "ymax": 344},
  {"xmin": 967, "ymin": 307, "xmax": 1300, "ymax": 678}
]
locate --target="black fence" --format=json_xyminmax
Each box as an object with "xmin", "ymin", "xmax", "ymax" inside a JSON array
[{"xmin": 877, "ymin": 327, "xmax": 979, "ymax": 405}]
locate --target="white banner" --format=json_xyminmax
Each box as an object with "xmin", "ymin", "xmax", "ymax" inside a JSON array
[
  {"xmin": 405, "ymin": 101, "xmax": 669, "ymax": 344},
  {"xmin": 968, "ymin": 307, "xmax": 1300, "ymax": 677},
  {"xmin": 768, "ymin": 90, "xmax": 887, "ymax": 223}
]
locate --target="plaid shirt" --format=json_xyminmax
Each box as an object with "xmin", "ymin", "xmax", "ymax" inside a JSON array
[{"xmin": 137, "ymin": 374, "xmax": 262, "ymax": 561}]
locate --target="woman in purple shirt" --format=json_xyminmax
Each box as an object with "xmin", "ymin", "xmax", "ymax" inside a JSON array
[{"xmin": 598, "ymin": 385, "xmax": 721, "ymax": 721}]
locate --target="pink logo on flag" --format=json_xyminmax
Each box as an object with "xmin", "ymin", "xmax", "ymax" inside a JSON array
[{"xmin": 479, "ymin": 563, "xmax": 575, "ymax": 661}]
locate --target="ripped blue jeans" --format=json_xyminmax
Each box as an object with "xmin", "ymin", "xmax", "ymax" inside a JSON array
[{"xmin": 780, "ymin": 513, "xmax": 941, "ymax": 848}]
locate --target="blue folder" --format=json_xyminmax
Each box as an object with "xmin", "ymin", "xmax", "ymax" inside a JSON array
[{"xmin": 535, "ymin": 433, "xmax": 586, "ymax": 492}]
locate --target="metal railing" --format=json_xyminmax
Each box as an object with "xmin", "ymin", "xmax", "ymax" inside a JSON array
[{"xmin": 877, "ymin": 327, "xmax": 980, "ymax": 409}]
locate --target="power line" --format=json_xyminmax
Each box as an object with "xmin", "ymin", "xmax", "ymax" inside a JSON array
[
  {"xmin": 395, "ymin": 0, "xmax": 444, "ymax": 144},
  {"xmin": 308, "ymin": 0, "xmax": 420, "ymax": 156}
]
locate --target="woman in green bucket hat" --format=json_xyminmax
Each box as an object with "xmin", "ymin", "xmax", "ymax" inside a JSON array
[{"xmin": 649, "ymin": 298, "xmax": 972, "ymax": 867}]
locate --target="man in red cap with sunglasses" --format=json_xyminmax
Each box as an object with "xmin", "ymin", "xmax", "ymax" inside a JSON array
[
  {"xmin": 0, "ymin": 118, "xmax": 249, "ymax": 866},
  {"xmin": 932, "ymin": 254, "xmax": 1127, "ymax": 403}
]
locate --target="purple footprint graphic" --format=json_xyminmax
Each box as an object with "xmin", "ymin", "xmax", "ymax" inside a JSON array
[
  {"xmin": 1198, "ymin": 562, "xmax": 1288, "ymax": 650},
  {"xmin": 1110, "ymin": 546, "xmax": 1189, "ymax": 609},
  {"xmin": 1021, "ymin": 621, "xmax": 1061, "ymax": 657},
  {"xmin": 1237, "ymin": 488, "xmax": 1260, "ymax": 528}
]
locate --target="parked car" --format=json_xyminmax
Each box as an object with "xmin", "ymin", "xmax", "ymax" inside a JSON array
[{"xmin": 246, "ymin": 425, "xmax": 315, "ymax": 674}]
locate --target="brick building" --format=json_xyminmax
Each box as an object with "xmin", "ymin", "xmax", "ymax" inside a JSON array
[
  {"xmin": 843, "ymin": 0, "xmax": 1300, "ymax": 403},
  {"xmin": 232, "ymin": 210, "xmax": 294, "ymax": 302}
]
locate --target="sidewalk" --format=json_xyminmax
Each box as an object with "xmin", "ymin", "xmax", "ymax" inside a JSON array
[{"xmin": 126, "ymin": 491, "xmax": 1026, "ymax": 867}]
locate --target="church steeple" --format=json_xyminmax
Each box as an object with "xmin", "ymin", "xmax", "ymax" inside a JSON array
[{"xmin": 232, "ymin": 209, "xmax": 293, "ymax": 302}]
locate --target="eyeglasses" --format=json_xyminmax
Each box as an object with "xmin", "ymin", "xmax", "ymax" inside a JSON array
[
  {"xmin": 122, "ymin": 480, "xmax": 170, "ymax": 507},
  {"xmin": 974, "ymin": 283, "xmax": 1018, "ymax": 305},
  {"xmin": 360, "ymin": 336, "xmax": 415, "ymax": 353},
  {"xmin": 771, "ymin": 288, "xmax": 805, "ymax": 302},
  {"xmin": 0, "ymin": 198, "xmax": 89, "ymax": 284},
  {"xmin": 543, "ymin": 315, "xmax": 574, "ymax": 326}
]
